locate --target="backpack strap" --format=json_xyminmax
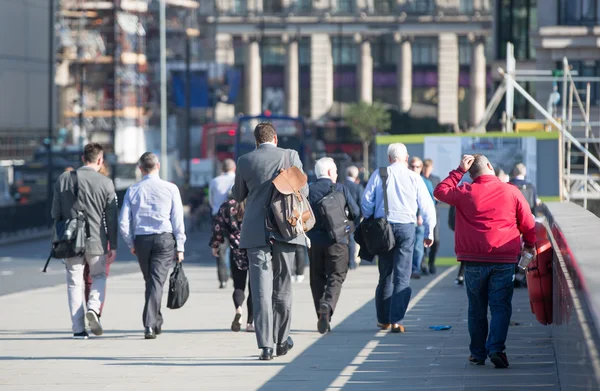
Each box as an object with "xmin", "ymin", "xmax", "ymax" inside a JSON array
[
  {"xmin": 379, "ymin": 167, "xmax": 390, "ymax": 221},
  {"xmin": 70, "ymin": 170, "xmax": 91, "ymax": 239}
]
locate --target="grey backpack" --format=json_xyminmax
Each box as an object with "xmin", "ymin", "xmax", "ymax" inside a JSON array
[{"xmin": 266, "ymin": 150, "xmax": 315, "ymax": 241}]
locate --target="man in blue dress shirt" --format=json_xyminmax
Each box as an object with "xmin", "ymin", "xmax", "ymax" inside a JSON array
[
  {"xmin": 362, "ymin": 143, "xmax": 436, "ymax": 333},
  {"xmin": 119, "ymin": 152, "xmax": 186, "ymax": 339}
]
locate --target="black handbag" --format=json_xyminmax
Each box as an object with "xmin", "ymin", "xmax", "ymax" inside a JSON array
[
  {"xmin": 167, "ymin": 262, "xmax": 190, "ymax": 309},
  {"xmin": 357, "ymin": 167, "xmax": 395, "ymax": 256}
]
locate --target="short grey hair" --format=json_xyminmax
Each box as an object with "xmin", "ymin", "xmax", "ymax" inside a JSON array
[
  {"xmin": 513, "ymin": 163, "xmax": 526, "ymax": 177},
  {"xmin": 222, "ymin": 158, "xmax": 236, "ymax": 172},
  {"xmin": 315, "ymin": 157, "xmax": 337, "ymax": 179},
  {"xmin": 138, "ymin": 152, "xmax": 159, "ymax": 173},
  {"xmin": 346, "ymin": 165, "xmax": 359, "ymax": 179},
  {"xmin": 388, "ymin": 143, "xmax": 408, "ymax": 161}
]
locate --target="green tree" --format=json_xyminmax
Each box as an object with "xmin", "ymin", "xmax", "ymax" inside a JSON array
[{"xmin": 344, "ymin": 101, "xmax": 391, "ymax": 174}]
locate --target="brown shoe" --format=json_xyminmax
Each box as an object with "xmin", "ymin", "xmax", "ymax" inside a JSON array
[
  {"xmin": 377, "ymin": 323, "xmax": 391, "ymax": 330},
  {"xmin": 391, "ymin": 324, "xmax": 405, "ymax": 333}
]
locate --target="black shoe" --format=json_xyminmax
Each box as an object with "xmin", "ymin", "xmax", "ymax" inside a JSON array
[
  {"xmin": 231, "ymin": 313, "xmax": 242, "ymax": 332},
  {"xmin": 429, "ymin": 263, "xmax": 437, "ymax": 274},
  {"xmin": 155, "ymin": 326, "xmax": 162, "ymax": 335},
  {"xmin": 144, "ymin": 327, "xmax": 156, "ymax": 340},
  {"xmin": 73, "ymin": 331, "xmax": 89, "ymax": 340},
  {"xmin": 421, "ymin": 266, "xmax": 430, "ymax": 276},
  {"xmin": 469, "ymin": 355, "xmax": 485, "ymax": 365},
  {"xmin": 276, "ymin": 336, "xmax": 294, "ymax": 356},
  {"xmin": 411, "ymin": 273, "xmax": 421, "ymax": 279},
  {"xmin": 317, "ymin": 304, "xmax": 330, "ymax": 335},
  {"xmin": 259, "ymin": 348, "xmax": 274, "ymax": 361},
  {"xmin": 490, "ymin": 352, "xmax": 509, "ymax": 368},
  {"xmin": 219, "ymin": 282, "xmax": 227, "ymax": 289},
  {"xmin": 455, "ymin": 276, "xmax": 464, "ymax": 285}
]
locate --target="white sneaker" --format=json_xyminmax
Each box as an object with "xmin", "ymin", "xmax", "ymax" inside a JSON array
[
  {"xmin": 86, "ymin": 310, "xmax": 103, "ymax": 336},
  {"xmin": 296, "ymin": 275, "xmax": 305, "ymax": 283},
  {"xmin": 291, "ymin": 275, "xmax": 298, "ymax": 283}
]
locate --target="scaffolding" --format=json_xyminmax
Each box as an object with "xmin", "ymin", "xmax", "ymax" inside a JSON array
[{"xmin": 476, "ymin": 43, "xmax": 600, "ymax": 209}]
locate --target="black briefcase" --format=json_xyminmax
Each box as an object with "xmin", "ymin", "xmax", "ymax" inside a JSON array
[
  {"xmin": 359, "ymin": 216, "xmax": 395, "ymax": 256},
  {"xmin": 167, "ymin": 263, "xmax": 189, "ymax": 309}
]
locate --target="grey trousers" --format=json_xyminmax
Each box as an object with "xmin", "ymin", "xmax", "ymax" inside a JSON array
[
  {"xmin": 65, "ymin": 254, "xmax": 106, "ymax": 333},
  {"xmin": 247, "ymin": 241, "xmax": 297, "ymax": 349},
  {"xmin": 134, "ymin": 233, "xmax": 175, "ymax": 329}
]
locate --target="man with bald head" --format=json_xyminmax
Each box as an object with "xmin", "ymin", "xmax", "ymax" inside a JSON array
[
  {"xmin": 362, "ymin": 143, "xmax": 436, "ymax": 333},
  {"xmin": 434, "ymin": 154, "xmax": 536, "ymax": 369},
  {"xmin": 119, "ymin": 152, "xmax": 186, "ymax": 339}
]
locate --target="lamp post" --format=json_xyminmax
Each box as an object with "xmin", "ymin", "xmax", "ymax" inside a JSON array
[
  {"xmin": 46, "ymin": 0, "xmax": 56, "ymax": 225},
  {"xmin": 159, "ymin": 0, "xmax": 168, "ymax": 179},
  {"xmin": 185, "ymin": 27, "xmax": 200, "ymax": 189}
]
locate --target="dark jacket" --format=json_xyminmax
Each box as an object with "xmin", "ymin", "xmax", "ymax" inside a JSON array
[
  {"xmin": 344, "ymin": 178, "xmax": 364, "ymax": 224},
  {"xmin": 210, "ymin": 198, "xmax": 248, "ymax": 270},
  {"xmin": 307, "ymin": 178, "xmax": 360, "ymax": 247}
]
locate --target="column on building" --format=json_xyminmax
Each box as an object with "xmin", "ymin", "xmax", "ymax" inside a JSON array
[
  {"xmin": 356, "ymin": 34, "xmax": 373, "ymax": 104},
  {"xmin": 394, "ymin": 33, "xmax": 412, "ymax": 113},
  {"xmin": 244, "ymin": 35, "xmax": 262, "ymax": 116},
  {"xmin": 283, "ymin": 33, "xmax": 299, "ymax": 117},
  {"xmin": 470, "ymin": 34, "xmax": 486, "ymax": 129},
  {"xmin": 215, "ymin": 33, "xmax": 235, "ymax": 121},
  {"xmin": 310, "ymin": 33, "xmax": 333, "ymax": 120},
  {"xmin": 437, "ymin": 33, "xmax": 459, "ymax": 130}
]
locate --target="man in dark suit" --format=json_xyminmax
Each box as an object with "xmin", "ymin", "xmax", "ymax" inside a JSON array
[
  {"xmin": 233, "ymin": 122, "xmax": 308, "ymax": 361},
  {"xmin": 422, "ymin": 159, "xmax": 441, "ymax": 274},
  {"xmin": 343, "ymin": 165, "xmax": 363, "ymax": 269}
]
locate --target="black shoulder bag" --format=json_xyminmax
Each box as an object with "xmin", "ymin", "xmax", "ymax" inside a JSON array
[
  {"xmin": 358, "ymin": 167, "xmax": 396, "ymax": 256},
  {"xmin": 43, "ymin": 171, "xmax": 90, "ymax": 272}
]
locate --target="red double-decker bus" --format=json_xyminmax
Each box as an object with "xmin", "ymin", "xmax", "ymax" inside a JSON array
[{"xmin": 200, "ymin": 122, "xmax": 237, "ymax": 161}]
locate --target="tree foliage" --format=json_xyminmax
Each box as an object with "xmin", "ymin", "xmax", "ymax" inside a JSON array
[{"xmin": 344, "ymin": 101, "xmax": 392, "ymax": 145}]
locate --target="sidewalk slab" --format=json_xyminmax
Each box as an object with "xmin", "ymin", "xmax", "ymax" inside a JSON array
[{"xmin": 0, "ymin": 262, "xmax": 559, "ymax": 391}]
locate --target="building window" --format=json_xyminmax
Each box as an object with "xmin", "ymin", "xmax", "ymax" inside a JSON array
[
  {"xmin": 497, "ymin": 0, "xmax": 536, "ymax": 60},
  {"xmin": 336, "ymin": 0, "xmax": 355, "ymax": 13},
  {"xmin": 410, "ymin": 0, "xmax": 434, "ymax": 14},
  {"xmin": 332, "ymin": 37, "xmax": 357, "ymax": 65},
  {"xmin": 295, "ymin": 0, "xmax": 312, "ymax": 13},
  {"xmin": 458, "ymin": 37, "xmax": 472, "ymax": 65},
  {"xmin": 373, "ymin": 35, "xmax": 396, "ymax": 66},
  {"xmin": 262, "ymin": 37, "xmax": 285, "ymax": 65},
  {"xmin": 263, "ymin": 0, "xmax": 283, "ymax": 14},
  {"xmin": 374, "ymin": 0, "xmax": 394, "ymax": 13},
  {"xmin": 412, "ymin": 38, "xmax": 438, "ymax": 66},
  {"xmin": 557, "ymin": 60, "xmax": 600, "ymax": 104},
  {"xmin": 233, "ymin": 0, "xmax": 247, "ymax": 14},
  {"xmin": 299, "ymin": 37, "xmax": 311, "ymax": 66},
  {"xmin": 560, "ymin": 0, "xmax": 597, "ymax": 26},
  {"xmin": 460, "ymin": 0, "xmax": 474, "ymax": 13}
]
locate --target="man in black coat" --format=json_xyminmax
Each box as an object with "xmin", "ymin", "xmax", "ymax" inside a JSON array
[
  {"xmin": 308, "ymin": 158, "xmax": 360, "ymax": 335},
  {"xmin": 343, "ymin": 165, "xmax": 364, "ymax": 269}
]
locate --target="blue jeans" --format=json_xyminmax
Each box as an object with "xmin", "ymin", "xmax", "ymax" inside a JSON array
[
  {"xmin": 412, "ymin": 225, "xmax": 425, "ymax": 274},
  {"xmin": 376, "ymin": 223, "xmax": 416, "ymax": 325},
  {"xmin": 464, "ymin": 262, "xmax": 515, "ymax": 360}
]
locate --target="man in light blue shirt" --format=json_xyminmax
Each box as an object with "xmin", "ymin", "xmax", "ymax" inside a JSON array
[
  {"xmin": 209, "ymin": 158, "xmax": 236, "ymax": 289},
  {"xmin": 119, "ymin": 152, "xmax": 186, "ymax": 339},
  {"xmin": 361, "ymin": 143, "xmax": 436, "ymax": 333}
]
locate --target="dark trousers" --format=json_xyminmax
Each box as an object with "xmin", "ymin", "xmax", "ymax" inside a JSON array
[
  {"xmin": 134, "ymin": 233, "xmax": 175, "ymax": 329},
  {"xmin": 309, "ymin": 242, "xmax": 349, "ymax": 317},
  {"xmin": 294, "ymin": 245, "xmax": 307, "ymax": 276},
  {"xmin": 464, "ymin": 262, "xmax": 515, "ymax": 360},
  {"xmin": 376, "ymin": 223, "xmax": 416, "ymax": 325},
  {"xmin": 424, "ymin": 224, "xmax": 440, "ymax": 270},
  {"xmin": 231, "ymin": 258, "xmax": 253, "ymax": 324},
  {"xmin": 213, "ymin": 216, "xmax": 230, "ymax": 284}
]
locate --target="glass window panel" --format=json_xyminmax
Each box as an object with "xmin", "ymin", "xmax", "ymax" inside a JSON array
[
  {"xmin": 262, "ymin": 37, "xmax": 285, "ymax": 65},
  {"xmin": 332, "ymin": 37, "xmax": 357, "ymax": 65},
  {"xmin": 412, "ymin": 38, "xmax": 437, "ymax": 65},
  {"xmin": 458, "ymin": 37, "xmax": 471, "ymax": 65},
  {"xmin": 264, "ymin": 0, "xmax": 283, "ymax": 13},
  {"xmin": 233, "ymin": 0, "xmax": 247, "ymax": 14},
  {"xmin": 337, "ymin": 0, "xmax": 355, "ymax": 13},
  {"xmin": 296, "ymin": 0, "xmax": 312, "ymax": 12},
  {"xmin": 459, "ymin": 0, "xmax": 474, "ymax": 13}
]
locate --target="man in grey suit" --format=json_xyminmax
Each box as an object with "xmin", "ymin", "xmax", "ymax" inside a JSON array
[
  {"xmin": 52, "ymin": 143, "xmax": 118, "ymax": 339},
  {"xmin": 233, "ymin": 122, "xmax": 308, "ymax": 361}
]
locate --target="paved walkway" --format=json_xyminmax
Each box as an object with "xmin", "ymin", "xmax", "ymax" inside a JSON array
[{"xmin": 0, "ymin": 263, "xmax": 559, "ymax": 390}]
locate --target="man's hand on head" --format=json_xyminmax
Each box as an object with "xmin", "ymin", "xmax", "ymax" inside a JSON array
[{"xmin": 460, "ymin": 155, "xmax": 475, "ymax": 172}]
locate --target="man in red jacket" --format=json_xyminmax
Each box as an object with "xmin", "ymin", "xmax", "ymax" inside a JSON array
[{"xmin": 434, "ymin": 154, "xmax": 536, "ymax": 369}]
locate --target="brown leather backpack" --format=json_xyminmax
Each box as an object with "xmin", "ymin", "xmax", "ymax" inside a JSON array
[{"xmin": 266, "ymin": 151, "xmax": 315, "ymax": 241}]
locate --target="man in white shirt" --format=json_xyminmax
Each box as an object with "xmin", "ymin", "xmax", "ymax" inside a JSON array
[{"xmin": 209, "ymin": 159, "xmax": 236, "ymax": 289}]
